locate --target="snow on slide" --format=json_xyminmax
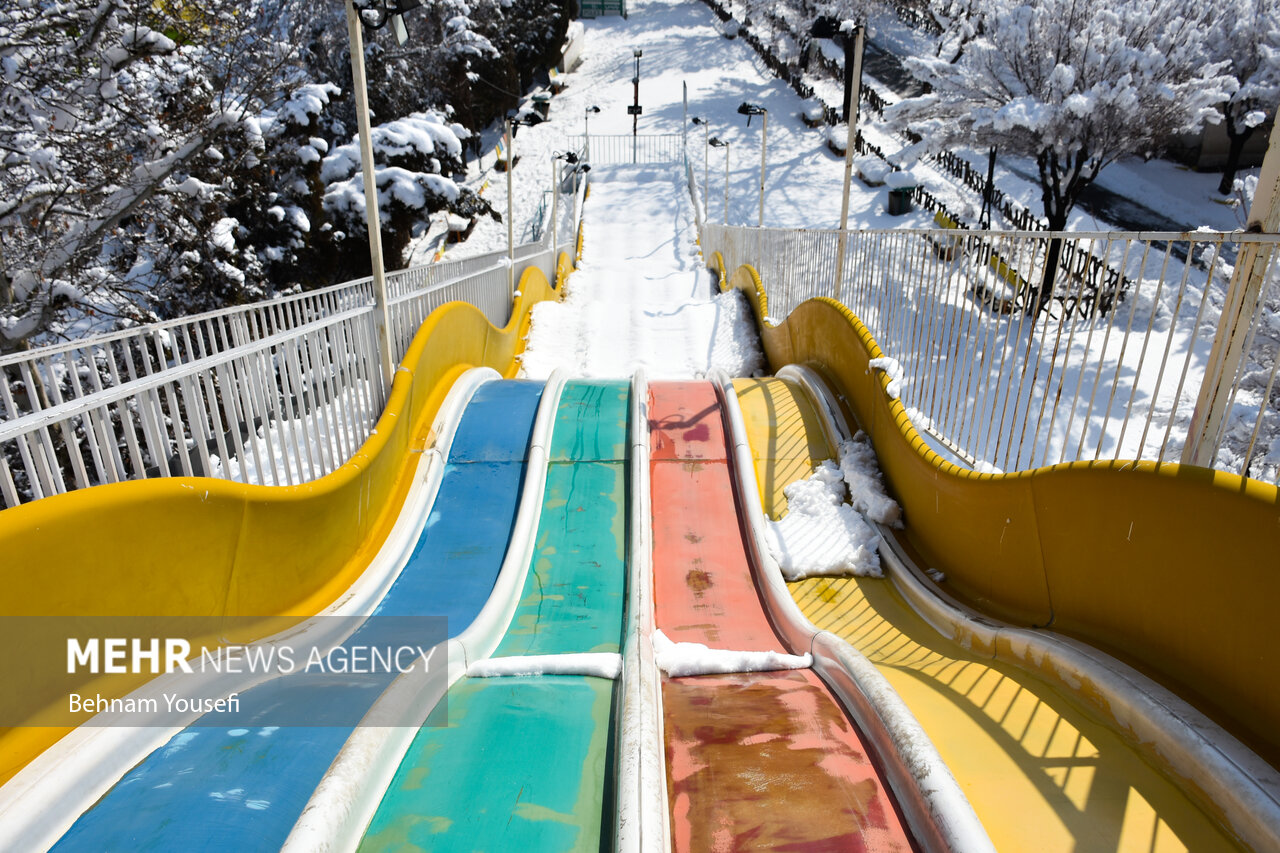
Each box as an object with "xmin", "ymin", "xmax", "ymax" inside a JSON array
[{"xmin": 520, "ymin": 165, "xmax": 764, "ymax": 380}]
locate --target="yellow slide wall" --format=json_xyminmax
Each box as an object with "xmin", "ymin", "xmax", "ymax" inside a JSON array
[
  {"xmin": 0, "ymin": 259, "xmax": 567, "ymax": 783},
  {"xmin": 715, "ymin": 255, "xmax": 1280, "ymax": 765}
]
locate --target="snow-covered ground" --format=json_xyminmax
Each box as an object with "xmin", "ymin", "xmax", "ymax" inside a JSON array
[{"xmin": 519, "ymin": 164, "xmax": 763, "ymax": 379}]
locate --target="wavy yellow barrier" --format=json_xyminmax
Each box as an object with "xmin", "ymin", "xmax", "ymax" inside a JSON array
[
  {"xmin": 735, "ymin": 376, "xmax": 1240, "ymax": 852},
  {"xmin": 712, "ymin": 253, "xmax": 1280, "ymax": 772},
  {"xmin": 0, "ymin": 258, "xmax": 569, "ymax": 784}
]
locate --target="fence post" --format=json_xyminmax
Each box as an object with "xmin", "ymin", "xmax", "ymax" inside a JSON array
[{"xmin": 1183, "ymin": 125, "xmax": 1280, "ymax": 468}]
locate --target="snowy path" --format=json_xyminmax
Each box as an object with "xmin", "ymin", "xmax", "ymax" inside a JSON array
[{"xmin": 519, "ymin": 164, "xmax": 764, "ymax": 379}]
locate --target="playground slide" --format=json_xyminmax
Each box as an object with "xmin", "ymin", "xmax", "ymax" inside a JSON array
[
  {"xmin": 646, "ymin": 379, "xmax": 915, "ymax": 851},
  {"xmin": 731, "ymin": 374, "xmax": 1247, "ymax": 852},
  {"xmin": 357, "ymin": 380, "xmax": 630, "ymax": 851},
  {"xmin": 716, "ymin": 255, "xmax": 1280, "ymax": 849},
  {"xmin": 0, "ymin": 262, "xmax": 566, "ymax": 790},
  {"xmin": 47, "ymin": 377, "xmax": 548, "ymax": 851}
]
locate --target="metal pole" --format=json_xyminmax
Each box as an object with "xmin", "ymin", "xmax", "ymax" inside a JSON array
[
  {"xmin": 723, "ymin": 142, "xmax": 730, "ymax": 224},
  {"xmin": 1184, "ymin": 119, "xmax": 1280, "ymax": 467},
  {"xmin": 758, "ymin": 110, "xmax": 768, "ymax": 228},
  {"xmin": 345, "ymin": 0, "xmax": 394, "ymax": 389},
  {"xmin": 584, "ymin": 110, "xmax": 590, "ymax": 159},
  {"xmin": 551, "ymin": 157, "xmax": 559, "ymax": 261},
  {"xmin": 703, "ymin": 123, "xmax": 710, "ymax": 214},
  {"xmin": 505, "ymin": 119, "xmax": 515, "ymax": 298},
  {"xmin": 632, "ymin": 53, "xmax": 641, "ymax": 164},
  {"xmin": 833, "ymin": 24, "xmax": 865, "ymax": 302},
  {"xmin": 980, "ymin": 146, "xmax": 996, "ymax": 230},
  {"xmin": 682, "ymin": 82, "xmax": 688, "ymax": 151}
]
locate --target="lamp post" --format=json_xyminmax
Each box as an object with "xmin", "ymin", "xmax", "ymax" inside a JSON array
[
  {"xmin": 709, "ymin": 137, "xmax": 730, "ymax": 224},
  {"xmin": 811, "ymin": 17, "xmax": 866, "ymax": 299},
  {"xmin": 343, "ymin": 0, "xmax": 395, "ymax": 389},
  {"xmin": 505, "ymin": 118, "xmax": 516, "ymax": 298},
  {"xmin": 691, "ymin": 116, "xmax": 710, "ymax": 216},
  {"xmin": 737, "ymin": 102, "xmax": 768, "ymax": 228},
  {"xmin": 584, "ymin": 105, "xmax": 600, "ymax": 159},
  {"xmin": 551, "ymin": 151, "xmax": 580, "ymax": 260},
  {"xmin": 631, "ymin": 49, "xmax": 643, "ymax": 162}
]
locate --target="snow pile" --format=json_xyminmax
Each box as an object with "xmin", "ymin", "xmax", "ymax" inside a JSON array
[
  {"xmin": 467, "ymin": 653, "xmax": 622, "ymax": 679},
  {"xmin": 520, "ymin": 166, "xmax": 765, "ymax": 380},
  {"xmin": 839, "ymin": 431, "xmax": 904, "ymax": 527},
  {"xmin": 763, "ymin": 460, "xmax": 884, "ymax": 580},
  {"xmin": 652, "ymin": 629, "xmax": 810, "ymax": 677},
  {"xmin": 763, "ymin": 431, "xmax": 904, "ymax": 581}
]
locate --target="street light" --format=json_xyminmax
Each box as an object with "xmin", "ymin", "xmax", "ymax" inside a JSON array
[
  {"xmin": 737, "ymin": 102, "xmax": 768, "ymax": 228},
  {"xmin": 343, "ymin": 0, "xmax": 404, "ymax": 388},
  {"xmin": 631, "ymin": 50, "xmax": 643, "ymax": 163},
  {"xmin": 503, "ymin": 117, "xmax": 528, "ymax": 298},
  {"xmin": 691, "ymin": 117, "xmax": 710, "ymax": 217},
  {"xmin": 551, "ymin": 151, "xmax": 580, "ymax": 260},
  {"xmin": 709, "ymin": 137, "xmax": 730, "ymax": 225},
  {"xmin": 584, "ymin": 105, "xmax": 600, "ymax": 158},
  {"xmin": 810, "ymin": 18, "xmax": 866, "ymax": 299}
]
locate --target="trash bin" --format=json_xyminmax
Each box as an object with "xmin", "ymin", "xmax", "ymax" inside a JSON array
[
  {"xmin": 532, "ymin": 93, "xmax": 552, "ymax": 119},
  {"xmin": 885, "ymin": 170, "xmax": 917, "ymax": 215}
]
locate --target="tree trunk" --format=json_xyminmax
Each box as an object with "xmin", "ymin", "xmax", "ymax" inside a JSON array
[
  {"xmin": 1218, "ymin": 122, "xmax": 1255, "ymax": 196},
  {"xmin": 1034, "ymin": 209, "xmax": 1068, "ymax": 316}
]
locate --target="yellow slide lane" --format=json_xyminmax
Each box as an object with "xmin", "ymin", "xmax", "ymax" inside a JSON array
[
  {"xmin": 734, "ymin": 377, "xmax": 1242, "ymax": 853},
  {"xmin": 0, "ymin": 258, "xmax": 571, "ymax": 785}
]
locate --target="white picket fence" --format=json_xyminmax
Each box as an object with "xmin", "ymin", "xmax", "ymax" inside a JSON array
[
  {"xmin": 0, "ymin": 176, "xmax": 588, "ymax": 508},
  {"xmin": 702, "ymin": 222, "xmax": 1280, "ymax": 483}
]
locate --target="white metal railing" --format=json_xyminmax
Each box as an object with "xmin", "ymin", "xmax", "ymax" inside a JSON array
[
  {"xmin": 702, "ymin": 222, "xmax": 1280, "ymax": 484},
  {"xmin": 575, "ymin": 133, "xmax": 684, "ymax": 165},
  {"xmin": 0, "ymin": 175, "xmax": 587, "ymax": 508}
]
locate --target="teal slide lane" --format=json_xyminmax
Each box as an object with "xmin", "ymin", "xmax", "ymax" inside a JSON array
[
  {"xmin": 51, "ymin": 380, "xmax": 544, "ymax": 853},
  {"xmin": 360, "ymin": 380, "xmax": 629, "ymax": 852}
]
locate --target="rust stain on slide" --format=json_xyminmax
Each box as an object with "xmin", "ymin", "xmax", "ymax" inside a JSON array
[
  {"xmin": 649, "ymin": 381, "xmax": 776, "ymax": 651},
  {"xmin": 663, "ymin": 669, "xmax": 912, "ymax": 853}
]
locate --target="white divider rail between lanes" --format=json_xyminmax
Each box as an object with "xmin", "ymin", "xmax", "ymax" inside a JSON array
[
  {"xmin": 710, "ymin": 367, "xmax": 997, "ymax": 853},
  {"xmin": 281, "ymin": 370, "xmax": 568, "ymax": 853},
  {"xmin": 616, "ymin": 369, "xmax": 672, "ymax": 853},
  {"xmin": 0, "ymin": 366, "xmax": 499, "ymax": 853}
]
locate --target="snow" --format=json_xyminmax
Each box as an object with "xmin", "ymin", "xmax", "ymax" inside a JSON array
[
  {"xmin": 884, "ymin": 170, "xmax": 917, "ymax": 189},
  {"xmin": 763, "ymin": 460, "xmax": 884, "ymax": 580},
  {"xmin": 519, "ymin": 165, "xmax": 764, "ymax": 380},
  {"xmin": 839, "ymin": 432, "xmax": 903, "ymax": 527},
  {"xmin": 651, "ymin": 629, "xmax": 811, "ymax": 677},
  {"xmin": 467, "ymin": 653, "xmax": 623, "ymax": 679},
  {"xmin": 869, "ymin": 356, "xmax": 905, "ymax": 399},
  {"xmin": 210, "ymin": 218, "xmax": 239, "ymax": 253},
  {"xmin": 761, "ymin": 428, "xmax": 903, "ymax": 581}
]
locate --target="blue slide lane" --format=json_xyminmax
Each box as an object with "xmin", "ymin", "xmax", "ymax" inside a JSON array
[{"xmin": 52, "ymin": 380, "xmax": 544, "ymax": 853}]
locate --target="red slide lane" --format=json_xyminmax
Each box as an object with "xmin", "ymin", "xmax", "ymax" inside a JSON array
[{"xmin": 648, "ymin": 380, "xmax": 914, "ymax": 852}]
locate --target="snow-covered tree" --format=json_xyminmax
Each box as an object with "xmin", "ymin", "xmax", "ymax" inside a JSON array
[
  {"xmin": 929, "ymin": 0, "xmax": 983, "ymax": 62},
  {"xmin": 0, "ymin": 0, "xmax": 311, "ymax": 350},
  {"xmin": 887, "ymin": 0, "xmax": 1233, "ymax": 312},
  {"xmin": 320, "ymin": 111, "xmax": 491, "ymax": 278},
  {"xmin": 1209, "ymin": 0, "xmax": 1280, "ymax": 195}
]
